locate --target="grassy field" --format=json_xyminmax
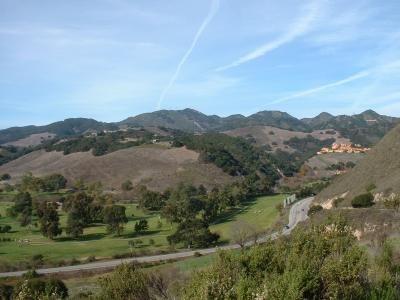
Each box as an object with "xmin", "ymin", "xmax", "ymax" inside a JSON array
[{"xmin": 0, "ymin": 194, "xmax": 286, "ymax": 264}]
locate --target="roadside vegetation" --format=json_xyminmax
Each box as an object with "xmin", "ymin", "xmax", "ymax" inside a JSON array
[{"xmin": 57, "ymin": 216, "xmax": 400, "ymax": 300}]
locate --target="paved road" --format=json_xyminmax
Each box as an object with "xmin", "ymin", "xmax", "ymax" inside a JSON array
[{"xmin": 0, "ymin": 197, "xmax": 314, "ymax": 278}]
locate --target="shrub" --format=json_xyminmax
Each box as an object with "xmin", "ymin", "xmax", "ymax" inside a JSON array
[
  {"xmin": 308, "ymin": 205, "xmax": 323, "ymax": 216},
  {"xmin": 23, "ymin": 269, "xmax": 40, "ymax": 279},
  {"xmin": 351, "ymin": 193, "xmax": 374, "ymax": 208},
  {"xmin": 0, "ymin": 225, "xmax": 11, "ymax": 233},
  {"xmin": 333, "ymin": 198, "xmax": 344, "ymax": 208},
  {"xmin": 366, "ymin": 183, "xmax": 377, "ymax": 192},
  {"xmin": 44, "ymin": 277, "xmax": 69, "ymax": 298},
  {"xmin": 121, "ymin": 180, "xmax": 133, "ymax": 191},
  {"xmin": 86, "ymin": 255, "xmax": 96, "ymax": 263},
  {"xmin": 0, "ymin": 173, "xmax": 11, "ymax": 181}
]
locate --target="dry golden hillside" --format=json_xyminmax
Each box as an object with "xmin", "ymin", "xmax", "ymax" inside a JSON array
[
  {"xmin": 316, "ymin": 123, "xmax": 400, "ymax": 203},
  {"xmin": 0, "ymin": 145, "xmax": 233, "ymax": 191},
  {"xmin": 224, "ymin": 125, "xmax": 350, "ymax": 152}
]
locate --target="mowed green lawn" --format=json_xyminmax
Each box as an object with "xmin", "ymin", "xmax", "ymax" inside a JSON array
[
  {"xmin": 210, "ymin": 194, "xmax": 285, "ymax": 241},
  {"xmin": 0, "ymin": 194, "xmax": 286, "ymax": 263}
]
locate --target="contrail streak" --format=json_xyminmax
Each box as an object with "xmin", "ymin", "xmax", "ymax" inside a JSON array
[
  {"xmin": 216, "ymin": 1, "xmax": 323, "ymax": 71},
  {"xmin": 269, "ymin": 70, "xmax": 370, "ymax": 105},
  {"xmin": 157, "ymin": 0, "xmax": 219, "ymax": 109}
]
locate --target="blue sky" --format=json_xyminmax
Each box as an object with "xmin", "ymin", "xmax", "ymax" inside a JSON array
[{"xmin": 1, "ymin": 0, "xmax": 400, "ymax": 128}]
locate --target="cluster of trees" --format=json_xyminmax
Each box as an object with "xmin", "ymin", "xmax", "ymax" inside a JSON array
[
  {"xmin": 17, "ymin": 173, "xmax": 67, "ymax": 192},
  {"xmin": 0, "ymin": 145, "xmax": 38, "ymax": 166},
  {"xmin": 7, "ymin": 191, "xmax": 63, "ymax": 239},
  {"xmin": 63, "ymin": 192, "xmax": 105, "ymax": 238},
  {"xmin": 44, "ymin": 128, "xmax": 169, "ymax": 156},
  {"xmin": 63, "ymin": 191, "xmax": 129, "ymax": 237},
  {"xmin": 6, "ymin": 187, "xmax": 130, "ymax": 239},
  {"xmin": 273, "ymin": 135, "xmax": 336, "ymax": 175},
  {"xmin": 173, "ymin": 132, "xmax": 279, "ymax": 181},
  {"xmin": 137, "ymin": 177, "xmax": 273, "ymax": 248},
  {"xmin": 295, "ymin": 181, "xmax": 330, "ymax": 199},
  {"xmin": 160, "ymin": 184, "xmax": 220, "ymax": 248},
  {"xmin": 326, "ymin": 161, "xmax": 356, "ymax": 171}
]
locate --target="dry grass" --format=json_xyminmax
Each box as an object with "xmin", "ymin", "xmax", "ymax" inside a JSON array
[
  {"xmin": 224, "ymin": 125, "xmax": 350, "ymax": 152},
  {"xmin": 3, "ymin": 132, "xmax": 56, "ymax": 147},
  {"xmin": 0, "ymin": 145, "xmax": 233, "ymax": 191},
  {"xmin": 316, "ymin": 124, "xmax": 400, "ymax": 203}
]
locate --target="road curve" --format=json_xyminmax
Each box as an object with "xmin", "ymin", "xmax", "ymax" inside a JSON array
[{"xmin": 0, "ymin": 197, "xmax": 314, "ymax": 278}]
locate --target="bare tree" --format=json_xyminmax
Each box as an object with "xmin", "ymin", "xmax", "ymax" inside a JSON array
[{"xmin": 231, "ymin": 221, "xmax": 261, "ymax": 248}]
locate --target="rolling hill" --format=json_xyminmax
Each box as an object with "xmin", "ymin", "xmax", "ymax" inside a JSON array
[
  {"xmin": 316, "ymin": 123, "xmax": 400, "ymax": 203},
  {"xmin": 0, "ymin": 118, "xmax": 117, "ymax": 145},
  {"xmin": 0, "ymin": 145, "xmax": 233, "ymax": 191}
]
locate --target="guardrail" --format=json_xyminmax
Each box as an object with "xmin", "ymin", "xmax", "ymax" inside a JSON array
[{"xmin": 283, "ymin": 194, "xmax": 297, "ymax": 208}]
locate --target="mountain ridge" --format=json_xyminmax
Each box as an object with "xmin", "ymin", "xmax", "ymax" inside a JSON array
[{"xmin": 1, "ymin": 109, "xmax": 398, "ymax": 146}]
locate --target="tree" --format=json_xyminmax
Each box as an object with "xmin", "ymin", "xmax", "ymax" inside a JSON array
[
  {"xmin": 66, "ymin": 209, "xmax": 85, "ymax": 238},
  {"xmin": 19, "ymin": 173, "xmax": 44, "ymax": 192},
  {"xmin": 103, "ymin": 205, "xmax": 128, "ymax": 236},
  {"xmin": 161, "ymin": 184, "xmax": 204, "ymax": 223},
  {"xmin": 37, "ymin": 202, "xmax": 62, "ymax": 239},
  {"xmin": 63, "ymin": 192, "xmax": 94, "ymax": 225},
  {"xmin": 42, "ymin": 174, "xmax": 67, "ymax": 191},
  {"xmin": 97, "ymin": 263, "xmax": 151, "ymax": 300},
  {"xmin": 12, "ymin": 192, "xmax": 32, "ymax": 227},
  {"xmin": 134, "ymin": 219, "xmax": 149, "ymax": 234},
  {"xmin": 121, "ymin": 180, "xmax": 133, "ymax": 191},
  {"xmin": 13, "ymin": 192, "xmax": 32, "ymax": 214},
  {"xmin": 167, "ymin": 219, "xmax": 219, "ymax": 248},
  {"xmin": 231, "ymin": 221, "xmax": 253, "ymax": 248},
  {"xmin": 138, "ymin": 186, "xmax": 165, "ymax": 211}
]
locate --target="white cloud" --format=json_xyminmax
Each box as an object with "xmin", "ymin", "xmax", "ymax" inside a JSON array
[{"xmin": 216, "ymin": 0, "xmax": 325, "ymax": 71}]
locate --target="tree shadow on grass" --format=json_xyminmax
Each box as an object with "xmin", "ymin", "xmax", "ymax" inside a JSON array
[
  {"xmin": 56, "ymin": 232, "xmax": 107, "ymax": 242},
  {"xmin": 211, "ymin": 197, "xmax": 258, "ymax": 225},
  {"xmin": 127, "ymin": 213, "xmax": 158, "ymax": 223},
  {"xmin": 120, "ymin": 230, "xmax": 162, "ymax": 239}
]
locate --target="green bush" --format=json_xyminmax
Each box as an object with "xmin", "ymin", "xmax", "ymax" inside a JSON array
[{"xmin": 351, "ymin": 193, "xmax": 374, "ymax": 208}]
